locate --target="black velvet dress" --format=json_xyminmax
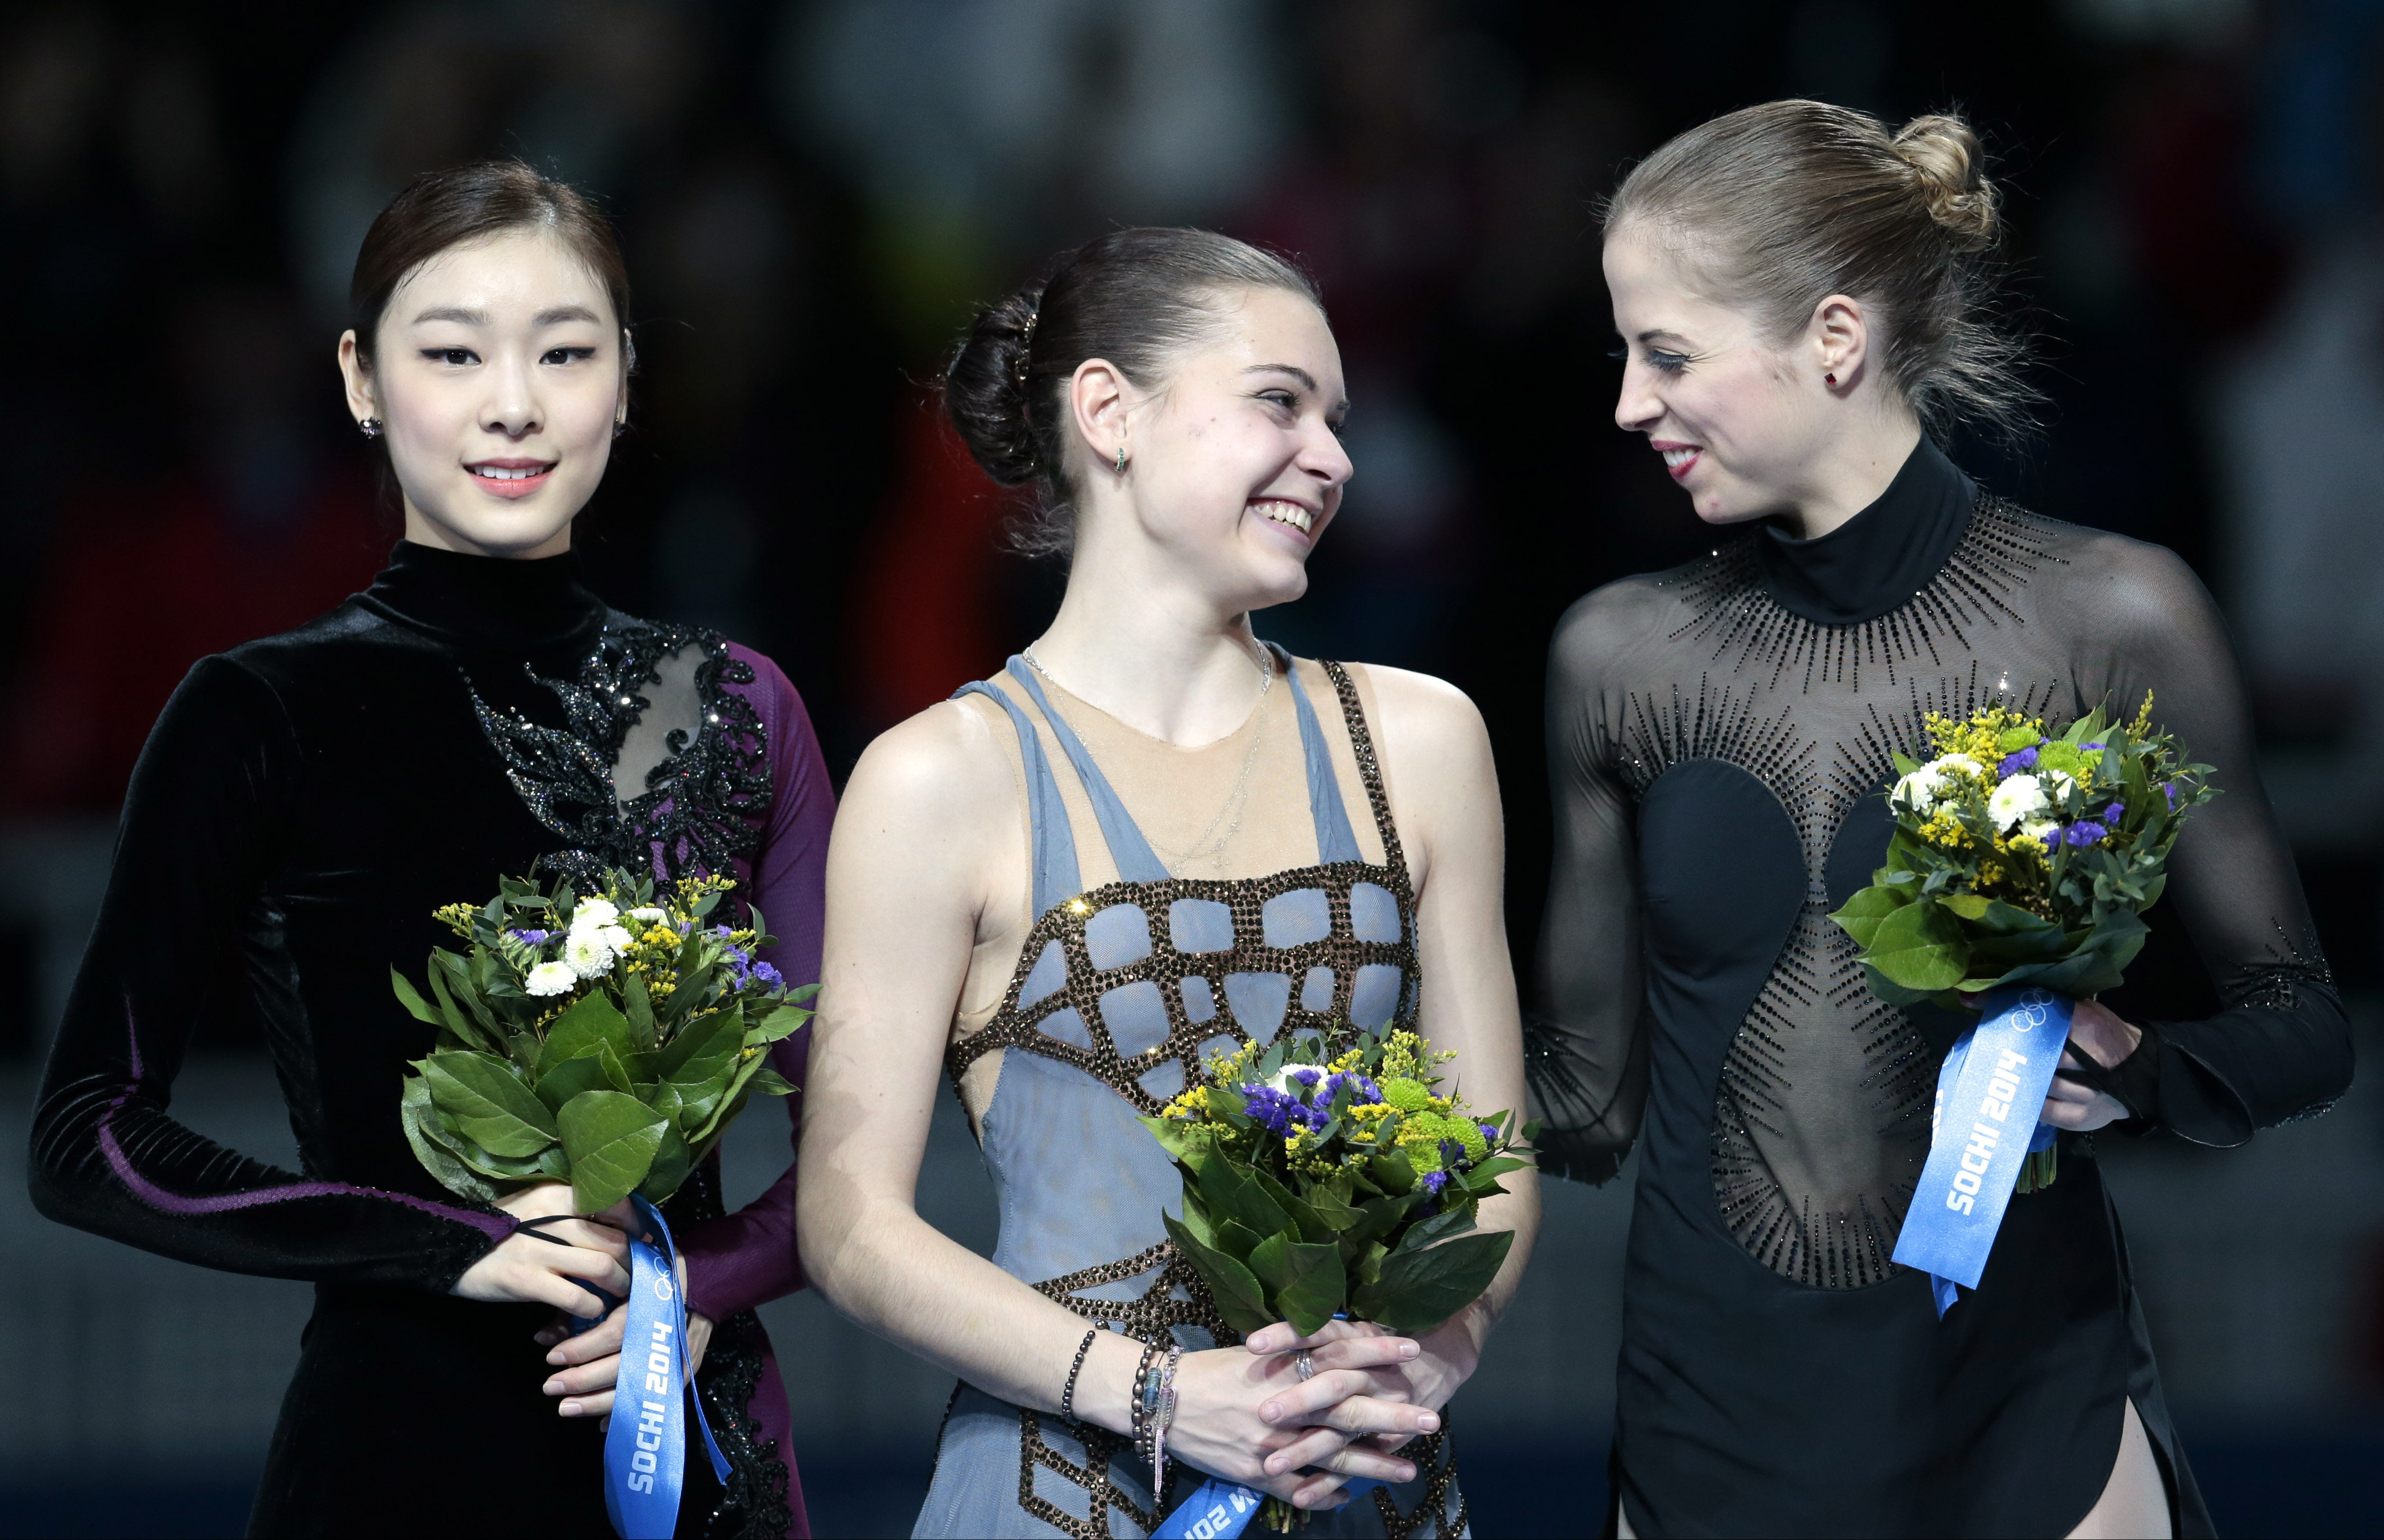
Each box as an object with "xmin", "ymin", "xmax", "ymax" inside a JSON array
[
  {"xmin": 1526, "ymin": 439, "xmax": 2352, "ymax": 1538},
  {"xmin": 28, "ymin": 544, "xmax": 825, "ymax": 1538}
]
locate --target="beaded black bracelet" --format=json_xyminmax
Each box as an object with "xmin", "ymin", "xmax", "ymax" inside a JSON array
[
  {"xmin": 1128, "ymin": 1340, "xmax": 1164, "ymax": 1455},
  {"xmin": 1058, "ymin": 1328, "xmax": 1099, "ymax": 1424}
]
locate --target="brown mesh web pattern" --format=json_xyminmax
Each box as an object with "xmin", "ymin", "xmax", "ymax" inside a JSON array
[
  {"xmin": 947, "ymin": 661, "xmax": 1418, "ymax": 1110},
  {"xmin": 948, "ymin": 661, "xmax": 1433, "ymax": 1537}
]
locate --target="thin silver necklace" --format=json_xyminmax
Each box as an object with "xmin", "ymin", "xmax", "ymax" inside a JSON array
[{"xmin": 1020, "ymin": 638, "xmax": 1275, "ymax": 874}]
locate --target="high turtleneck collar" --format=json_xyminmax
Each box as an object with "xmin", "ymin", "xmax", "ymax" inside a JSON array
[
  {"xmin": 1755, "ymin": 435, "xmax": 1977, "ymax": 626},
  {"xmin": 359, "ymin": 540, "xmax": 607, "ymax": 650}
]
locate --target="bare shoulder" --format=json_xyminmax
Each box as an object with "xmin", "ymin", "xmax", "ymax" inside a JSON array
[
  {"xmin": 1341, "ymin": 663, "xmax": 1497, "ymax": 799},
  {"xmin": 1350, "ymin": 663, "xmax": 1491, "ymax": 750},
  {"xmin": 835, "ymin": 693, "xmax": 1017, "ymax": 841}
]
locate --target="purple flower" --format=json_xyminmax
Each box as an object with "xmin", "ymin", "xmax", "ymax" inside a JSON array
[
  {"xmin": 1479, "ymin": 1123, "xmax": 1501, "ymax": 1143},
  {"xmin": 2065, "ymin": 821, "xmax": 2107, "ymax": 847},
  {"xmin": 1420, "ymin": 1170, "xmax": 1450, "ymax": 1195},
  {"xmin": 1240, "ymin": 1086, "xmax": 1301, "ymax": 1136},
  {"xmin": 2162, "ymin": 781, "xmax": 2179, "ymax": 809},
  {"xmin": 1286, "ymin": 1067, "xmax": 1322, "ymax": 1090},
  {"xmin": 509, "ymin": 928, "xmax": 552, "ymax": 945},
  {"xmin": 748, "ymin": 961, "xmax": 784, "ymax": 990},
  {"xmin": 1240, "ymin": 1086, "xmax": 1328, "ymax": 1137},
  {"xmin": 2041, "ymin": 828, "xmax": 2063, "ymax": 852},
  {"xmin": 1997, "ymin": 746, "xmax": 2039, "ymax": 777},
  {"xmin": 2103, "ymin": 801, "xmax": 2125, "ymax": 825},
  {"xmin": 1317, "ymin": 1071, "xmax": 1382, "ymax": 1107},
  {"xmin": 2081, "ymin": 742, "xmax": 2105, "ymax": 752}
]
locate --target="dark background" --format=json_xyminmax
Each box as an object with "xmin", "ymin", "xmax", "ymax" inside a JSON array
[{"xmin": 2, "ymin": 1, "xmax": 2380, "ymax": 1536}]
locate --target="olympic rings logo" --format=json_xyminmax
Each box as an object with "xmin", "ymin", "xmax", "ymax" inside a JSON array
[{"xmin": 2004, "ymin": 987, "xmax": 2058, "ymax": 1032}]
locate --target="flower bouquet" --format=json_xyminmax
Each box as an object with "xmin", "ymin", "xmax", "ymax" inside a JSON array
[
  {"xmin": 393, "ymin": 868, "xmax": 811, "ymax": 1216},
  {"xmin": 1828, "ymin": 697, "xmax": 2213, "ymax": 1308},
  {"xmin": 1140, "ymin": 1029, "xmax": 1531, "ymax": 1537}
]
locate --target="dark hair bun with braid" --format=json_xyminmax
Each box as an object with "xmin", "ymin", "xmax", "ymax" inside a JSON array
[
  {"xmin": 943, "ymin": 281, "xmax": 1049, "ymax": 489},
  {"xmin": 943, "ymin": 227, "xmax": 1320, "ymax": 559}
]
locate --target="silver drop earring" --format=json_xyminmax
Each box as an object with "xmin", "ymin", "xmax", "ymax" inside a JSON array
[
  {"xmin": 357, "ymin": 417, "xmax": 383, "ymax": 439},
  {"xmin": 1115, "ymin": 445, "xmax": 1127, "ymax": 474}
]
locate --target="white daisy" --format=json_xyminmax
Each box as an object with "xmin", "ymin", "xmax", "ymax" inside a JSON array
[{"xmin": 526, "ymin": 961, "xmax": 578, "ymax": 997}]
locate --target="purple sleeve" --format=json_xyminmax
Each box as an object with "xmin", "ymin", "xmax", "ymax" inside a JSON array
[{"xmin": 679, "ymin": 645, "xmax": 833, "ymax": 1320}]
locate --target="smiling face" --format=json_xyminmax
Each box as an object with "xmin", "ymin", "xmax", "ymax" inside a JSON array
[
  {"xmin": 338, "ymin": 227, "xmax": 627, "ymax": 559},
  {"xmin": 1094, "ymin": 285, "xmax": 1352, "ymax": 612},
  {"xmin": 1603, "ymin": 219, "xmax": 1844, "ymax": 528}
]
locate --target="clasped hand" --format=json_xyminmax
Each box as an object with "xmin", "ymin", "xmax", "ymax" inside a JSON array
[
  {"xmin": 449, "ymin": 1181, "xmax": 712, "ymax": 1420},
  {"xmin": 1163, "ymin": 1319, "xmax": 1440, "ymax": 1513},
  {"xmin": 2038, "ymin": 999, "xmax": 2142, "ymax": 1133}
]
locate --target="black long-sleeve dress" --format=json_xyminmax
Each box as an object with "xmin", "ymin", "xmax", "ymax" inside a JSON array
[
  {"xmin": 27, "ymin": 543, "xmax": 833, "ymax": 1539},
  {"xmin": 1527, "ymin": 438, "xmax": 2351, "ymax": 1538}
]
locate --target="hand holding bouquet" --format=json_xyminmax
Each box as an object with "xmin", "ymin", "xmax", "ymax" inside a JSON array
[
  {"xmin": 1141, "ymin": 1029, "xmax": 1532, "ymax": 1539},
  {"xmin": 393, "ymin": 868, "xmax": 811, "ymax": 1216},
  {"xmin": 1828, "ymin": 697, "xmax": 2214, "ymax": 1310}
]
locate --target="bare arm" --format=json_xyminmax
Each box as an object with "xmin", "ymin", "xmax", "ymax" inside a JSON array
[
  {"xmin": 1346, "ymin": 666, "xmax": 1540, "ymax": 1417},
  {"xmin": 798, "ymin": 700, "xmax": 1433, "ymax": 1506}
]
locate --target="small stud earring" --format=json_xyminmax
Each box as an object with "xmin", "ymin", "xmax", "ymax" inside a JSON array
[
  {"xmin": 1824, "ymin": 373, "xmax": 1838, "ymax": 387},
  {"xmin": 357, "ymin": 417, "xmax": 383, "ymax": 439},
  {"xmin": 1115, "ymin": 445, "xmax": 1127, "ymax": 474}
]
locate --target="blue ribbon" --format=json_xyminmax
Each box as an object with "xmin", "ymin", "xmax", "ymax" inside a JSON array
[
  {"xmin": 1891, "ymin": 986, "xmax": 2070, "ymax": 1315},
  {"xmin": 601, "ymin": 1193, "xmax": 730, "ymax": 1539},
  {"xmin": 1153, "ymin": 1478, "xmax": 1385, "ymax": 1540}
]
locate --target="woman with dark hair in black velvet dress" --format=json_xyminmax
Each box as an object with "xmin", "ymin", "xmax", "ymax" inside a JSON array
[
  {"xmin": 1527, "ymin": 103, "xmax": 2352, "ymax": 1538},
  {"xmin": 29, "ymin": 163, "xmax": 831, "ymax": 1538}
]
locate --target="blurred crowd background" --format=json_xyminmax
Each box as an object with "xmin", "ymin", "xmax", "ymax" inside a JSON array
[{"xmin": 2, "ymin": 0, "xmax": 2380, "ymax": 1535}]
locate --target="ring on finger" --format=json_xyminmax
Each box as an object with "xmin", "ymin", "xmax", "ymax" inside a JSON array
[{"xmin": 1294, "ymin": 1349, "xmax": 1316, "ymax": 1382}]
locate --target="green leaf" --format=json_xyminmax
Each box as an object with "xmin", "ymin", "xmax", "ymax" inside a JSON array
[
  {"xmin": 623, "ymin": 973, "xmax": 657, "ymax": 1052},
  {"xmin": 556, "ymin": 1090, "xmax": 668, "ymax": 1212},
  {"xmin": 686, "ymin": 1049, "xmax": 773, "ymax": 1144},
  {"xmin": 1299, "ymin": 1181, "xmax": 1363, "ymax": 1234},
  {"xmin": 1828, "ymin": 885, "xmax": 1912, "ymax": 951},
  {"xmin": 1197, "ymin": 1158, "xmax": 1293, "ymax": 1242},
  {"xmin": 1344, "ymin": 1194, "xmax": 1409, "ymax": 1250},
  {"xmin": 391, "ymin": 969, "xmax": 447, "ymax": 1029},
  {"xmin": 399, "ymin": 1073, "xmax": 498, "ymax": 1202},
  {"xmin": 422, "ymin": 961, "xmax": 483, "ymax": 1049},
  {"xmin": 1941, "ymin": 893, "xmax": 1993, "ymax": 920},
  {"xmin": 1164, "ymin": 1212, "xmax": 1275, "ymax": 1336},
  {"xmin": 749, "ymin": 1066, "xmax": 797, "ymax": 1097},
  {"xmin": 1213, "ymin": 1217, "xmax": 1266, "ymax": 1261},
  {"xmin": 1367, "ymin": 1149, "xmax": 1418, "ymax": 1196},
  {"xmin": 595, "ymin": 1040, "xmax": 636, "ymax": 1094},
  {"xmin": 432, "ymin": 952, "xmax": 503, "ymax": 1042},
  {"xmin": 1352, "ymin": 1228, "xmax": 1515, "ymax": 1331},
  {"xmin": 537, "ymin": 993, "xmax": 636, "ymax": 1079},
  {"xmin": 638, "ymin": 1124, "xmax": 692, "ymax": 1203},
  {"xmin": 749, "ymin": 1003, "xmax": 811, "ymax": 1045},
  {"xmin": 1246, "ymin": 1233, "xmax": 1347, "ymax": 1337},
  {"xmin": 1250, "ymin": 1167, "xmax": 1333, "ymax": 1246},
  {"xmin": 1175, "ymin": 1187, "xmax": 1218, "ymax": 1250},
  {"xmin": 656, "ymin": 1009, "xmax": 742, "ymax": 1083},
  {"xmin": 1138, "ymin": 1115, "xmax": 1208, "ymax": 1169},
  {"xmin": 421, "ymin": 1052, "xmax": 557, "ymax": 1156},
  {"xmin": 1864, "ymin": 899, "xmax": 1972, "ymax": 992},
  {"xmin": 533, "ymin": 1053, "xmax": 614, "ymax": 1114}
]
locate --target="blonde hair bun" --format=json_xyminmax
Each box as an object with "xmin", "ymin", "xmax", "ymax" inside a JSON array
[{"xmin": 1893, "ymin": 113, "xmax": 1998, "ymax": 251}]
